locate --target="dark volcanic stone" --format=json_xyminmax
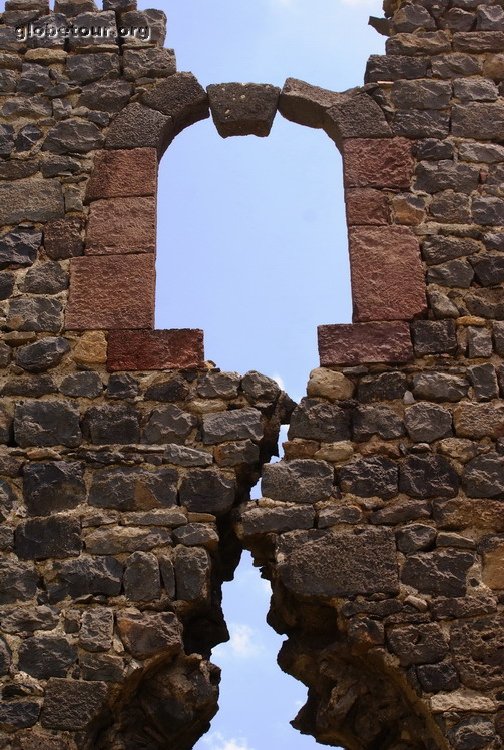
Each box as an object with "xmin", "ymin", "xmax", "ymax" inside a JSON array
[
  {"xmin": 387, "ymin": 623, "xmax": 449, "ymax": 666},
  {"xmin": 82, "ymin": 404, "xmax": 140, "ymax": 444},
  {"xmin": 365, "ymin": 54, "xmax": 430, "ymax": 82},
  {"xmin": 0, "ymin": 636, "xmax": 11, "ymax": 675},
  {"xmin": 339, "ymin": 456, "xmax": 398, "ymax": 499},
  {"xmin": 280, "ymin": 528, "xmax": 399, "ymax": 598},
  {"xmin": 41, "ymin": 678, "xmax": 108, "ymax": 730},
  {"xmin": 18, "ymin": 636, "xmax": 77, "ymax": 679},
  {"xmin": 393, "ymin": 109, "xmax": 449, "ymax": 138},
  {"xmin": 451, "ymin": 614, "xmax": 504, "ymax": 690},
  {"xmin": 262, "ymin": 459, "xmax": 334, "ymax": 503},
  {"xmin": 241, "ymin": 370, "xmax": 281, "ymax": 403},
  {"xmin": 179, "ymin": 469, "xmax": 235, "ymax": 515},
  {"xmin": 105, "ymin": 102, "xmax": 174, "ymax": 157},
  {"xmin": 427, "ymin": 259, "xmax": 474, "ymax": 288},
  {"xmin": 396, "ymin": 523, "xmax": 437, "ymax": 554},
  {"xmin": 15, "ymin": 337, "xmax": 70, "ymax": 372},
  {"xmin": 401, "ymin": 549, "xmax": 474, "ymax": 596},
  {"xmin": 3, "ymin": 375, "xmax": 57, "ymax": 398},
  {"xmin": 43, "ymin": 118, "xmax": 104, "ymax": 154},
  {"xmin": 471, "ymin": 253, "xmax": 504, "ymax": 286},
  {"xmin": 413, "ymin": 372, "xmax": 468, "ymax": 402},
  {"xmin": 79, "ymin": 608, "xmax": 113, "ymax": 653},
  {"xmin": 448, "ymin": 717, "xmax": 496, "ymax": 750},
  {"xmin": 414, "ymin": 138, "xmax": 454, "ymax": 160},
  {"xmin": 0, "ymin": 405, "xmax": 12, "ymax": 444},
  {"xmin": 352, "ymin": 404, "xmax": 405, "ymax": 441},
  {"xmin": 15, "ymin": 515, "xmax": 81, "ymax": 560},
  {"xmin": 60, "ymin": 371, "xmax": 103, "ymax": 398},
  {"xmin": 66, "ymin": 52, "xmax": 120, "ymax": 83},
  {"xmin": 78, "ymin": 79, "xmax": 131, "ymax": 112},
  {"xmin": 0, "ymin": 560, "xmax": 38, "ymax": 604},
  {"xmin": 399, "ymin": 455, "xmax": 459, "ymax": 498},
  {"xmin": 141, "ymin": 72, "xmax": 209, "ymax": 134},
  {"xmin": 411, "ymin": 320, "xmax": 457, "ymax": 355},
  {"xmin": 0, "ymin": 272, "xmax": 14, "ymax": 299},
  {"xmin": 21, "ymin": 262, "xmax": 68, "ymax": 294},
  {"xmin": 422, "ymin": 235, "xmax": 480, "ymax": 265},
  {"xmin": 44, "ymin": 217, "xmax": 83, "ymax": 260},
  {"xmin": 415, "ymin": 160, "xmax": 479, "ymax": 192},
  {"xmin": 7, "ymin": 297, "xmax": 63, "ymax": 333},
  {"xmin": 289, "ymin": 398, "xmax": 351, "ymax": 441},
  {"xmin": 357, "ymin": 371, "xmax": 407, "ymax": 402},
  {"xmin": 144, "ymin": 405, "xmax": 197, "ymax": 444},
  {"xmin": 89, "ymin": 467, "xmax": 177, "ymax": 511},
  {"xmin": 23, "ymin": 461, "xmax": 85, "ymax": 516},
  {"xmin": 80, "ymin": 653, "xmax": 124, "ymax": 682},
  {"xmin": 174, "ymin": 545, "xmax": 209, "ymax": 602},
  {"xmin": 468, "ymin": 363, "xmax": 499, "ymax": 400},
  {"xmin": 202, "ymin": 408, "xmax": 262, "ymax": 444},
  {"xmin": 116, "ymin": 611, "xmax": 182, "ymax": 659},
  {"xmin": 14, "ymin": 401, "xmax": 81, "ymax": 447},
  {"xmin": 208, "ymin": 82, "xmax": 280, "ymax": 137},
  {"xmin": 416, "ymin": 661, "xmax": 460, "ymax": 692},
  {"xmin": 0, "ymin": 701, "xmax": 40, "ymax": 729},
  {"xmin": 371, "ymin": 497, "xmax": 431, "ymax": 525},
  {"xmin": 14, "ymin": 401, "xmax": 81, "ymax": 448},
  {"xmin": 48, "ymin": 556, "xmax": 122, "ymax": 602},
  {"xmin": 124, "ymin": 551, "xmax": 161, "ymax": 601},
  {"xmin": 106, "ymin": 373, "xmax": 139, "ymax": 399},
  {"xmin": 463, "ymin": 452, "xmax": 504, "ymax": 497},
  {"xmin": 1, "ymin": 606, "xmax": 59, "ymax": 636},
  {"xmin": 144, "ymin": 376, "xmax": 189, "ymax": 402},
  {"xmin": 404, "ymin": 403, "xmax": 452, "ymax": 442}
]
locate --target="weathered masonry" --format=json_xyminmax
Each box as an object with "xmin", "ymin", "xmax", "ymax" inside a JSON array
[{"xmin": 0, "ymin": 0, "xmax": 504, "ymax": 748}]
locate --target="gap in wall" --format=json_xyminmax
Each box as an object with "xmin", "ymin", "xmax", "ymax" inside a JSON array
[
  {"xmin": 194, "ymin": 550, "xmax": 323, "ymax": 750},
  {"xmin": 155, "ymin": 115, "xmax": 351, "ymax": 402}
]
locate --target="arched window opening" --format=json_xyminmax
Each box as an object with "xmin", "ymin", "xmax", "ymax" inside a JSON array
[{"xmin": 156, "ymin": 114, "xmax": 350, "ymax": 399}]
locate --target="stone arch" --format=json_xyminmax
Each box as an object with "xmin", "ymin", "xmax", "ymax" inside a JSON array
[{"xmin": 64, "ymin": 71, "xmax": 427, "ymax": 372}]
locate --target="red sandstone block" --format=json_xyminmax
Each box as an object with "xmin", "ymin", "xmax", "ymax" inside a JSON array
[
  {"xmin": 65, "ymin": 254, "xmax": 155, "ymax": 330},
  {"xmin": 107, "ymin": 329, "xmax": 205, "ymax": 371},
  {"xmin": 349, "ymin": 225, "xmax": 426, "ymax": 322},
  {"xmin": 343, "ymin": 138, "xmax": 413, "ymax": 189},
  {"xmin": 85, "ymin": 196, "xmax": 156, "ymax": 255},
  {"xmin": 84, "ymin": 148, "xmax": 158, "ymax": 203},
  {"xmin": 345, "ymin": 188, "xmax": 389, "ymax": 226},
  {"xmin": 318, "ymin": 322, "xmax": 413, "ymax": 366}
]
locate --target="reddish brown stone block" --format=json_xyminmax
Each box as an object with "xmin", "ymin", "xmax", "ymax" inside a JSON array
[
  {"xmin": 84, "ymin": 148, "xmax": 158, "ymax": 203},
  {"xmin": 107, "ymin": 329, "xmax": 205, "ymax": 371},
  {"xmin": 65, "ymin": 255, "xmax": 155, "ymax": 330},
  {"xmin": 85, "ymin": 197, "xmax": 156, "ymax": 255},
  {"xmin": 318, "ymin": 322, "xmax": 413, "ymax": 366},
  {"xmin": 343, "ymin": 138, "xmax": 413, "ymax": 188},
  {"xmin": 349, "ymin": 226, "xmax": 426, "ymax": 322},
  {"xmin": 346, "ymin": 188, "xmax": 390, "ymax": 225}
]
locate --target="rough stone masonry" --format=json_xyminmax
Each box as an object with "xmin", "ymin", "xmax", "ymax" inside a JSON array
[{"xmin": 0, "ymin": 0, "xmax": 504, "ymax": 747}]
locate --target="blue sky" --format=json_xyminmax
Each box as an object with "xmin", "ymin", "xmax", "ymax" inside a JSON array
[
  {"xmin": 154, "ymin": 0, "xmax": 386, "ymax": 402},
  {"xmin": 151, "ymin": 2, "xmax": 385, "ymax": 749}
]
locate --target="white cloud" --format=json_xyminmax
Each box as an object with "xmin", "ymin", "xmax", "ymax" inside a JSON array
[
  {"xmin": 234, "ymin": 563, "xmax": 271, "ymax": 599},
  {"xmin": 213, "ymin": 623, "xmax": 265, "ymax": 660},
  {"xmin": 271, "ymin": 373, "xmax": 285, "ymax": 391},
  {"xmin": 203, "ymin": 732, "xmax": 255, "ymax": 750}
]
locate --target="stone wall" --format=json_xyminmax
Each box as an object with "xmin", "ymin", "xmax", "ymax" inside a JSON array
[{"xmin": 0, "ymin": 0, "xmax": 504, "ymax": 748}]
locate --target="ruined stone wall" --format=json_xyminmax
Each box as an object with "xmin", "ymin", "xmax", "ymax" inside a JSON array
[{"xmin": 0, "ymin": 0, "xmax": 504, "ymax": 748}]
